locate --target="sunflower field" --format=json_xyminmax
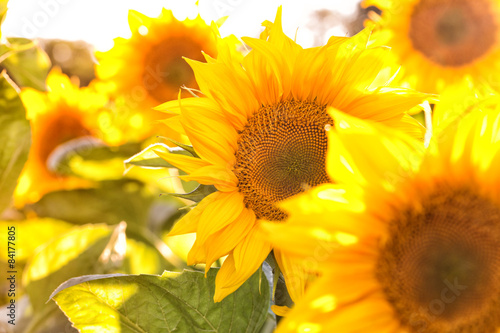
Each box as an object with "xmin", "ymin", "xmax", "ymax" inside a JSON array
[{"xmin": 1, "ymin": 0, "xmax": 500, "ymax": 332}]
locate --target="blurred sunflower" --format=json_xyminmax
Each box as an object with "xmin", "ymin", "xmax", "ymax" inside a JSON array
[
  {"xmin": 363, "ymin": 0, "xmax": 500, "ymax": 93},
  {"xmin": 263, "ymin": 104, "xmax": 500, "ymax": 332},
  {"xmin": 15, "ymin": 68, "xmax": 107, "ymax": 206},
  {"xmin": 156, "ymin": 8, "xmax": 428, "ymax": 302},
  {"xmin": 94, "ymin": 9, "xmax": 217, "ymax": 141}
]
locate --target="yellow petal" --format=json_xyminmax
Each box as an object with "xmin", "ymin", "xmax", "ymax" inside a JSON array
[
  {"xmin": 324, "ymin": 45, "xmax": 392, "ymax": 106},
  {"xmin": 187, "ymin": 238, "xmax": 207, "ymax": 265},
  {"xmin": 291, "ymin": 46, "xmax": 328, "ymax": 102},
  {"xmin": 327, "ymin": 109, "xmax": 424, "ymax": 191},
  {"xmin": 242, "ymin": 36, "xmax": 291, "ymax": 103},
  {"xmin": 180, "ymin": 164, "xmax": 238, "ymax": 192},
  {"xmin": 186, "ymin": 59, "xmax": 257, "ymax": 131},
  {"xmin": 128, "ymin": 9, "xmax": 152, "ymax": 34},
  {"xmin": 154, "ymin": 148, "xmax": 211, "ymax": 173},
  {"xmin": 316, "ymin": 293, "xmax": 397, "ymax": 332},
  {"xmin": 343, "ymin": 88, "xmax": 429, "ymax": 123},
  {"xmin": 157, "ymin": 116, "xmax": 187, "ymax": 138},
  {"xmin": 261, "ymin": 6, "xmax": 302, "ymax": 71},
  {"xmin": 271, "ymin": 305, "xmax": 291, "ymax": 317},
  {"xmin": 154, "ymin": 99, "xmax": 183, "ymax": 114},
  {"xmin": 233, "ymin": 225, "xmax": 272, "ymax": 273},
  {"xmin": 162, "ymin": 96, "xmax": 223, "ymax": 117},
  {"xmin": 276, "ymin": 255, "xmax": 392, "ymax": 332},
  {"xmin": 214, "ymin": 233, "xmax": 271, "ymax": 302},
  {"xmin": 213, "ymin": 253, "xmax": 239, "ymax": 301},
  {"xmin": 196, "ymin": 191, "xmax": 245, "ymax": 245},
  {"xmin": 167, "ymin": 191, "xmax": 222, "ymax": 236},
  {"xmin": 203, "ymin": 208, "xmax": 256, "ymax": 271},
  {"xmin": 180, "ymin": 102, "xmax": 239, "ymax": 165},
  {"xmin": 20, "ymin": 88, "xmax": 47, "ymax": 119},
  {"xmin": 274, "ymin": 249, "xmax": 307, "ymax": 303}
]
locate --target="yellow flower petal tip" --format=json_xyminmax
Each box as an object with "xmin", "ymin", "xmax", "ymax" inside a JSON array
[{"xmin": 272, "ymin": 305, "xmax": 291, "ymax": 317}]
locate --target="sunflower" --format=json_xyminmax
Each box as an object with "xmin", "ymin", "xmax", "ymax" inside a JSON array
[
  {"xmin": 155, "ymin": 7, "xmax": 428, "ymax": 302},
  {"xmin": 363, "ymin": 0, "xmax": 500, "ymax": 93},
  {"xmin": 94, "ymin": 9, "xmax": 217, "ymax": 141},
  {"xmin": 262, "ymin": 102, "xmax": 500, "ymax": 332},
  {"xmin": 15, "ymin": 68, "xmax": 106, "ymax": 206}
]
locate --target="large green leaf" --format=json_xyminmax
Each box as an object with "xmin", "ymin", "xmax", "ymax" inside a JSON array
[
  {"xmin": 1, "ymin": 38, "xmax": 51, "ymax": 91},
  {"xmin": 53, "ymin": 268, "xmax": 270, "ymax": 333},
  {"xmin": 24, "ymin": 224, "xmax": 116, "ymax": 311},
  {"xmin": 47, "ymin": 138, "xmax": 142, "ymax": 177},
  {"xmin": 29, "ymin": 180, "xmax": 154, "ymax": 227},
  {"xmin": 0, "ymin": 218, "xmax": 73, "ymax": 262},
  {"xmin": 0, "ymin": 72, "xmax": 30, "ymax": 214},
  {"xmin": 20, "ymin": 223, "xmax": 183, "ymax": 333}
]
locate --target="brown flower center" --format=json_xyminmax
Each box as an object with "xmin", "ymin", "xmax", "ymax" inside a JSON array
[
  {"xmin": 142, "ymin": 37, "xmax": 205, "ymax": 102},
  {"xmin": 409, "ymin": 0, "xmax": 498, "ymax": 67},
  {"xmin": 234, "ymin": 100, "xmax": 332, "ymax": 221},
  {"xmin": 37, "ymin": 110, "xmax": 91, "ymax": 170},
  {"xmin": 376, "ymin": 186, "xmax": 500, "ymax": 332}
]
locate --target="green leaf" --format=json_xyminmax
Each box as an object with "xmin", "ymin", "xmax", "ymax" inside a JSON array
[
  {"xmin": 48, "ymin": 138, "xmax": 142, "ymax": 176},
  {"xmin": 45, "ymin": 138, "xmax": 149, "ymax": 182},
  {"xmin": 0, "ymin": 218, "xmax": 73, "ymax": 262},
  {"xmin": 0, "ymin": 38, "xmax": 34, "ymax": 68},
  {"xmin": 28, "ymin": 180, "xmax": 154, "ymax": 227},
  {"xmin": 2, "ymin": 38, "xmax": 51, "ymax": 91},
  {"xmin": 127, "ymin": 156, "xmax": 175, "ymax": 168},
  {"xmin": 124, "ymin": 143, "xmax": 192, "ymax": 169},
  {"xmin": 53, "ymin": 268, "xmax": 270, "ymax": 333},
  {"xmin": 0, "ymin": 72, "xmax": 30, "ymax": 214},
  {"xmin": 157, "ymin": 137, "xmax": 199, "ymax": 158},
  {"xmin": 24, "ymin": 224, "xmax": 115, "ymax": 311},
  {"xmin": 168, "ymin": 184, "xmax": 217, "ymax": 203},
  {"xmin": 27, "ymin": 181, "xmax": 186, "ymax": 270}
]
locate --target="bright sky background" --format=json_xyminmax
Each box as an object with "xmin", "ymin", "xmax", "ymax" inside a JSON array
[{"xmin": 2, "ymin": 0, "xmax": 361, "ymax": 50}]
